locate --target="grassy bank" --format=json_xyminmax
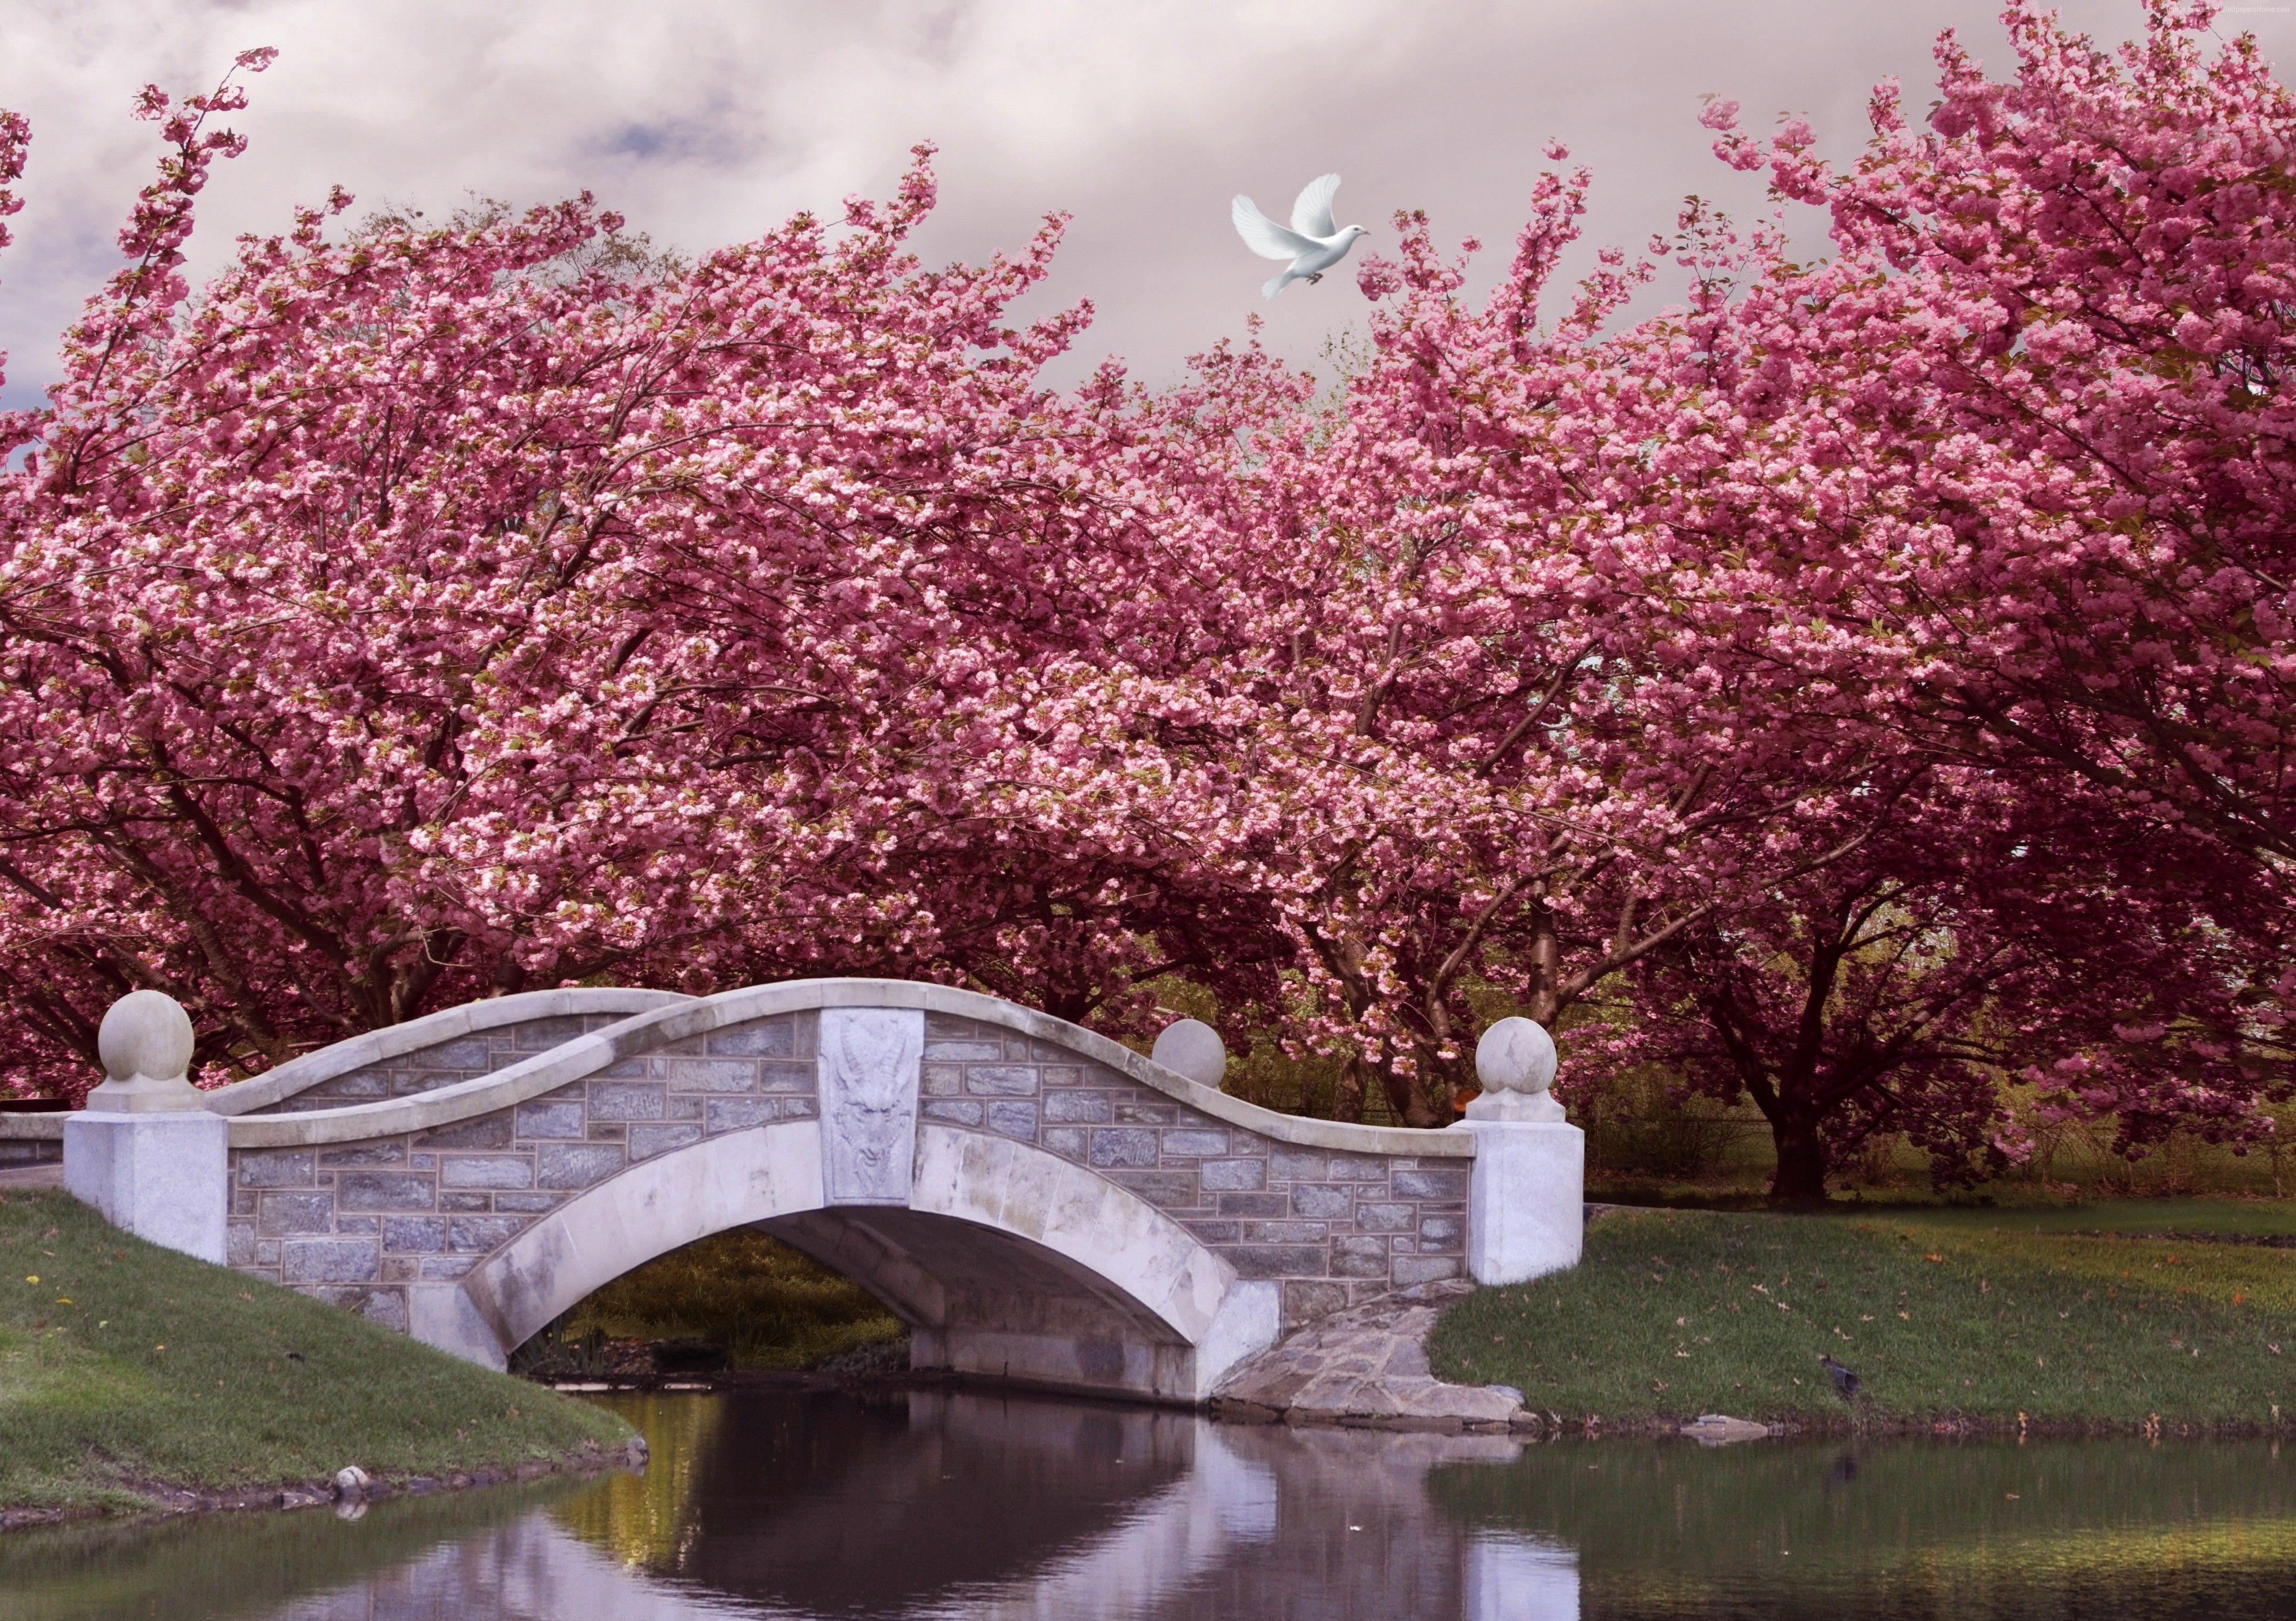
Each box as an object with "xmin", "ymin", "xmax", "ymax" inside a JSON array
[
  {"xmin": 1428, "ymin": 1202, "xmax": 2296, "ymax": 1431},
  {"xmin": 0, "ymin": 1190, "xmax": 630, "ymax": 1519}
]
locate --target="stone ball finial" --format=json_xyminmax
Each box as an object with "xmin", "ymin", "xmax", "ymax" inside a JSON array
[
  {"xmin": 1475, "ymin": 1017, "xmax": 1557, "ymax": 1095},
  {"xmin": 1151, "ymin": 1019, "xmax": 1228, "ymax": 1088},
  {"xmin": 87, "ymin": 990, "xmax": 204, "ymax": 1113},
  {"xmin": 1466, "ymin": 1016, "xmax": 1565, "ymax": 1123}
]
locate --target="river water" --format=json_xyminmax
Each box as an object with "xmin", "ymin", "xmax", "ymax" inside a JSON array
[{"xmin": 3, "ymin": 1389, "xmax": 2292, "ymax": 1619}]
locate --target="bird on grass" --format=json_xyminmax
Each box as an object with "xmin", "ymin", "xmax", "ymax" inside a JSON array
[
  {"xmin": 1231, "ymin": 173, "xmax": 1367, "ymax": 299},
  {"xmin": 1820, "ymin": 1354, "xmax": 1861, "ymax": 1402}
]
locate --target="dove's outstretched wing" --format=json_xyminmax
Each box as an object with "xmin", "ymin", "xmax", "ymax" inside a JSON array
[
  {"xmin": 1233, "ymin": 195, "xmax": 1315, "ymax": 262},
  {"xmin": 1290, "ymin": 173, "xmax": 1341, "ymax": 240}
]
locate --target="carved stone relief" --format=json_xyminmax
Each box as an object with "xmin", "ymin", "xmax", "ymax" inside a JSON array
[{"xmin": 817, "ymin": 1008, "xmax": 924, "ymax": 1204}]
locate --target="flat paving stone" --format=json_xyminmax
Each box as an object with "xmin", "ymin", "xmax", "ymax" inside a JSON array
[{"xmin": 1212, "ymin": 1278, "xmax": 1525, "ymax": 1431}]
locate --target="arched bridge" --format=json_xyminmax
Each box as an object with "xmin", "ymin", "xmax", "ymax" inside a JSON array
[{"xmin": 10, "ymin": 980, "xmax": 1582, "ymax": 1404}]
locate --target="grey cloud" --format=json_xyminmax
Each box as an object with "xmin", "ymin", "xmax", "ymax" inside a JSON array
[{"xmin": 1, "ymin": 0, "xmax": 2288, "ymax": 407}]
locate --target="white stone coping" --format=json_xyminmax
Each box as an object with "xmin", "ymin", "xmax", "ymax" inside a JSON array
[
  {"xmin": 199, "ymin": 987, "xmax": 693, "ymax": 1116},
  {"xmin": 217, "ymin": 979, "xmax": 1478, "ymax": 1158}
]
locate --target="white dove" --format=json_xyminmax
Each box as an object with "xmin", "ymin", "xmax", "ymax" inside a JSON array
[{"xmin": 1231, "ymin": 173, "xmax": 1366, "ymax": 299}]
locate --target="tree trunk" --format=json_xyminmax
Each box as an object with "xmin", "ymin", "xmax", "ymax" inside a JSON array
[{"xmin": 1768, "ymin": 1113, "xmax": 1830, "ymax": 1205}]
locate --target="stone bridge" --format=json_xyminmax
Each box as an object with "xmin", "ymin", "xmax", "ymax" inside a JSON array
[{"xmin": 3, "ymin": 980, "xmax": 1581, "ymax": 1404}]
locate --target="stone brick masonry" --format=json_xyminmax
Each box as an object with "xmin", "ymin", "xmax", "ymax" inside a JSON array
[{"xmin": 225, "ymin": 1008, "xmax": 1470, "ymax": 1335}]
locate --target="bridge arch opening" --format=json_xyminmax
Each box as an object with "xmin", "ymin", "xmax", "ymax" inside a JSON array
[{"xmin": 438, "ymin": 1120, "xmax": 1280, "ymax": 1403}]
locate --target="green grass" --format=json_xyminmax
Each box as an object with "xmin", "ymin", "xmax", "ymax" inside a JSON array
[
  {"xmin": 541, "ymin": 1227, "xmax": 904, "ymax": 1370},
  {"xmin": 0, "ymin": 1190, "xmax": 629, "ymax": 1515},
  {"xmin": 1429, "ymin": 1205, "xmax": 2296, "ymax": 1429}
]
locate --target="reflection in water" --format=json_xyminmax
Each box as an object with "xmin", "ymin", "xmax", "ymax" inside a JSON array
[{"xmin": 0, "ymin": 1389, "xmax": 2291, "ymax": 1620}]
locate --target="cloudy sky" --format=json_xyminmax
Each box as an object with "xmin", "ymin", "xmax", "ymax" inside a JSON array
[{"xmin": 2, "ymin": 0, "xmax": 2291, "ymax": 406}]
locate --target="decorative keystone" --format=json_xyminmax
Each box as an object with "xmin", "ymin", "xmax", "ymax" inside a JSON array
[
  {"xmin": 1150, "ymin": 1018, "xmax": 1228, "ymax": 1088},
  {"xmin": 85, "ymin": 990, "xmax": 206, "ymax": 1113},
  {"xmin": 1466, "ymin": 1016, "xmax": 1564, "ymax": 1123}
]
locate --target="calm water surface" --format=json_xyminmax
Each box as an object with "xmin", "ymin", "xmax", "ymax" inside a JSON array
[{"xmin": 2, "ymin": 1389, "xmax": 2292, "ymax": 1619}]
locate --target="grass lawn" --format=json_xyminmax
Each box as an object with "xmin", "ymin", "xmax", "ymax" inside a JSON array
[
  {"xmin": 527, "ymin": 1227, "xmax": 905, "ymax": 1371},
  {"xmin": 1428, "ymin": 1203, "xmax": 2296, "ymax": 1431},
  {"xmin": 0, "ymin": 1190, "xmax": 630, "ymax": 1517}
]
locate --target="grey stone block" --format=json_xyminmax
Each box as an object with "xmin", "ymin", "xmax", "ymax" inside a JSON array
[
  {"xmin": 337, "ymin": 1171, "xmax": 437, "ymax": 1211},
  {"xmin": 667, "ymin": 1093, "xmax": 704, "ymax": 1120},
  {"xmin": 1332, "ymin": 1235, "xmax": 1392, "ymax": 1278},
  {"xmin": 1267, "ymin": 1150, "xmax": 1331, "ymax": 1183},
  {"xmin": 1393, "ymin": 1167, "xmax": 1468, "ymax": 1200},
  {"xmin": 1241, "ymin": 1220, "xmax": 1327, "ymax": 1244},
  {"xmin": 538, "ymin": 1143, "xmax": 625, "ymax": 1188},
  {"xmin": 757, "ymin": 1061, "xmax": 815, "ymax": 1093},
  {"xmin": 448, "ymin": 1216, "xmax": 523, "ymax": 1252},
  {"xmin": 662, "ymin": 1058, "xmax": 759, "ymax": 1093},
  {"xmin": 921, "ymin": 1063, "xmax": 963, "ymax": 1097},
  {"xmin": 1160, "ymin": 1129, "xmax": 1230, "ymax": 1157},
  {"xmin": 1357, "ymin": 1202, "xmax": 1416, "ymax": 1233},
  {"xmin": 257, "ymin": 1192, "xmax": 336, "ymax": 1236},
  {"xmin": 1329, "ymin": 1155, "xmax": 1391, "ymax": 1182},
  {"xmin": 440, "ymin": 1155, "xmax": 534, "ymax": 1189},
  {"xmin": 986, "ymin": 1101, "xmax": 1038, "ymax": 1140},
  {"xmin": 420, "ymin": 1255, "xmax": 479, "ymax": 1280},
  {"xmin": 1184, "ymin": 1221, "xmax": 1242, "ymax": 1243},
  {"xmin": 1223, "ymin": 1244, "xmax": 1327, "ymax": 1277},
  {"xmin": 226, "ymin": 1223, "xmax": 256, "ymax": 1267},
  {"xmin": 424, "ymin": 1035, "xmax": 497, "ymax": 1067},
  {"xmin": 413, "ymin": 1115, "xmax": 514, "ymax": 1150},
  {"xmin": 1393, "ymin": 1255, "xmax": 1462, "ymax": 1284},
  {"xmin": 318, "ymin": 1143, "xmax": 405, "ymax": 1167},
  {"xmin": 1291, "ymin": 1184, "xmax": 1354, "ymax": 1217},
  {"xmin": 1088, "ymin": 1128, "xmax": 1159, "ymax": 1168},
  {"xmin": 1283, "ymin": 1281, "xmax": 1351, "ymax": 1323},
  {"xmin": 237, "ymin": 1150, "xmax": 317, "ymax": 1188},
  {"xmin": 383, "ymin": 1217, "xmax": 449, "ymax": 1253},
  {"xmin": 509, "ymin": 1017, "xmax": 584, "ymax": 1053},
  {"xmin": 706, "ymin": 1020, "xmax": 794, "ymax": 1057},
  {"xmin": 439, "ymin": 1193, "xmax": 493, "ymax": 1212},
  {"xmin": 1217, "ymin": 1191, "xmax": 1290, "ymax": 1217},
  {"xmin": 323, "ymin": 1285, "xmax": 409, "ymax": 1334},
  {"xmin": 1042, "ymin": 1089, "xmax": 1112, "ymax": 1123},
  {"xmin": 281, "ymin": 1238, "xmax": 379, "ymax": 1284},
  {"xmin": 514, "ymin": 1101, "xmax": 587, "ymax": 1140},
  {"xmin": 335, "ymin": 1217, "xmax": 379, "ymax": 1236},
  {"xmin": 588, "ymin": 1081, "xmax": 667, "ymax": 1121},
  {"xmin": 493, "ymin": 1193, "xmax": 562, "ymax": 1214},
  {"xmin": 1200, "ymin": 1157, "xmax": 1266, "ymax": 1191},
  {"xmin": 254, "ymin": 1239, "xmax": 281, "ymax": 1267},
  {"xmin": 925, "ymin": 1041, "xmax": 1003, "ymax": 1061},
  {"xmin": 964, "ymin": 1066, "xmax": 1039, "ymax": 1096},
  {"xmin": 706, "ymin": 1097, "xmax": 780, "ymax": 1131},
  {"xmin": 1418, "ymin": 1214, "xmax": 1463, "ymax": 1244},
  {"xmin": 922, "ymin": 1100, "xmax": 985, "ymax": 1126},
  {"xmin": 1113, "ymin": 1101, "xmax": 1178, "ymax": 1124},
  {"xmin": 1041, "ymin": 1127, "xmax": 1088, "ymax": 1161},
  {"xmin": 1108, "ymin": 1169, "xmax": 1200, "ymax": 1208},
  {"xmin": 629, "ymin": 1123, "xmax": 704, "ymax": 1160}
]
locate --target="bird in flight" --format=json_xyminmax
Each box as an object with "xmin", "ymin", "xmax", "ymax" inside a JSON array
[{"xmin": 1231, "ymin": 173, "xmax": 1367, "ymax": 299}]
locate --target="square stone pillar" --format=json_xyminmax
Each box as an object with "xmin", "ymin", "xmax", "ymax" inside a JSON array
[
  {"xmin": 64, "ymin": 1111, "xmax": 230, "ymax": 1265},
  {"xmin": 1453, "ymin": 1119, "xmax": 1583, "ymax": 1285}
]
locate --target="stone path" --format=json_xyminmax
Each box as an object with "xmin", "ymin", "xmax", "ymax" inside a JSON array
[{"xmin": 1209, "ymin": 1279, "xmax": 1529, "ymax": 1432}]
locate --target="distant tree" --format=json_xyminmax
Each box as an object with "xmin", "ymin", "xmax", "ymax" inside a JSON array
[{"xmin": 1581, "ymin": 772, "xmax": 2286, "ymax": 1201}]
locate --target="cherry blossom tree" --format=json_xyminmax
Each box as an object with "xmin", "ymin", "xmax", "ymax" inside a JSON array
[
  {"xmin": 0, "ymin": 63, "xmax": 1234, "ymax": 1096},
  {"xmin": 1584, "ymin": 769, "xmax": 2287, "ymax": 1201}
]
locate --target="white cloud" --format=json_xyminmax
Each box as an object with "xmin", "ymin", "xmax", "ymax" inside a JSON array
[{"xmin": 2, "ymin": 0, "xmax": 2288, "ymax": 403}]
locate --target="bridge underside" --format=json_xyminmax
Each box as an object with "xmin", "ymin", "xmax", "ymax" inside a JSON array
[{"xmin": 766, "ymin": 1208, "xmax": 1224, "ymax": 1401}]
